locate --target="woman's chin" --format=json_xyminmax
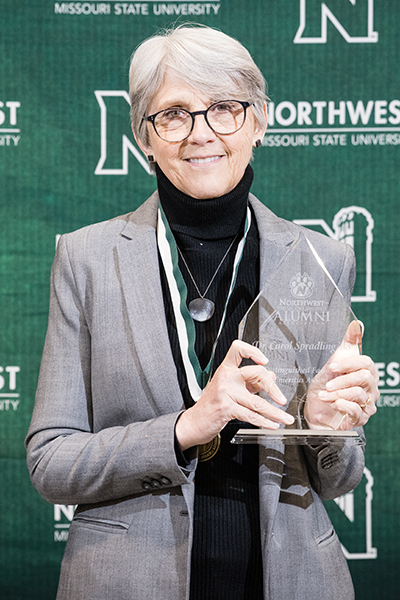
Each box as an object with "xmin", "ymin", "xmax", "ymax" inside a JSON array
[{"xmin": 172, "ymin": 170, "xmax": 239, "ymax": 200}]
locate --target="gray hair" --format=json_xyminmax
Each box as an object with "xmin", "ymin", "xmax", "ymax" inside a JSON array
[{"xmin": 129, "ymin": 24, "xmax": 268, "ymax": 146}]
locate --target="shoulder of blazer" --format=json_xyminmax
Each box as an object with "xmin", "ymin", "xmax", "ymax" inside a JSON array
[
  {"xmin": 58, "ymin": 191, "xmax": 160, "ymax": 259},
  {"xmin": 249, "ymin": 193, "xmax": 353, "ymax": 265},
  {"xmin": 248, "ymin": 193, "xmax": 355, "ymax": 296}
]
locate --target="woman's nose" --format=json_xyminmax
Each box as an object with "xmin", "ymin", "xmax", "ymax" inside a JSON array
[{"xmin": 187, "ymin": 113, "xmax": 217, "ymax": 144}]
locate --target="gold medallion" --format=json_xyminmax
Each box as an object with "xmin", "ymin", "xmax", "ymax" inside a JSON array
[{"xmin": 198, "ymin": 434, "xmax": 221, "ymax": 462}]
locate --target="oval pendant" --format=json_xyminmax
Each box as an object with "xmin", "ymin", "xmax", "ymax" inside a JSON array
[
  {"xmin": 188, "ymin": 298, "xmax": 215, "ymax": 322},
  {"xmin": 198, "ymin": 434, "xmax": 221, "ymax": 462}
]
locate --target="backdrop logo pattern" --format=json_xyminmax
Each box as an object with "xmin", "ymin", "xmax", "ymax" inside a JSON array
[
  {"xmin": 294, "ymin": 206, "xmax": 376, "ymax": 303},
  {"xmin": 0, "ymin": 366, "xmax": 20, "ymax": 412},
  {"xmin": 54, "ymin": 1, "xmax": 221, "ymax": 16},
  {"xmin": 334, "ymin": 467, "xmax": 377, "ymax": 559},
  {"xmin": 0, "ymin": 101, "xmax": 21, "ymax": 147},
  {"xmin": 94, "ymin": 90, "xmax": 150, "ymax": 175},
  {"xmin": 265, "ymin": 98, "xmax": 400, "ymax": 148},
  {"xmin": 294, "ymin": 0, "xmax": 378, "ymax": 44},
  {"xmin": 54, "ymin": 505, "xmax": 75, "ymax": 542},
  {"xmin": 376, "ymin": 361, "xmax": 400, "ymax": 408}
]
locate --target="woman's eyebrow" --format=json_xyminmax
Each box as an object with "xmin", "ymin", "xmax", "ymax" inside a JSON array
[{"xmin": 156, "ymin": 95, "xmax": 210, "ymax": 112}]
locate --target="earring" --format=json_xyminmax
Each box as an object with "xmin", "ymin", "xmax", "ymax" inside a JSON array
[
  {"xmin": 255, "ymin": 140, "xmax": 262, "ymax": 148},
  {"xmin": 147, "ymin": 155, "xmax": 154, "ymax": 162}
]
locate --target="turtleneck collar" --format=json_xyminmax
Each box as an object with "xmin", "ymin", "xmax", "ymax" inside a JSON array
[{"xmin": 156, "ymin": 163, "xmax": 254, "ymax": 240}]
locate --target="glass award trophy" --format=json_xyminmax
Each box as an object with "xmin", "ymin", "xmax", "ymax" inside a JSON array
[{"xmin": 232, "ymin": 232, "xmax": 364, "ymax": 446}]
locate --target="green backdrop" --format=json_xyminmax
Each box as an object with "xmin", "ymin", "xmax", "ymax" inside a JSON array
[{"xmin": 1, "ymin": 1, "xmax": 398, "ymax": 598}]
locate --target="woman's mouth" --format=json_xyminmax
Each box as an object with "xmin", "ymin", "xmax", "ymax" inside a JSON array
[{"xmin": 186, "ymin": 156, "xmax": 222, "ymax": 165}]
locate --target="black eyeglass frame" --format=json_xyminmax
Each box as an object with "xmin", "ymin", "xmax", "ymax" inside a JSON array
[{"xmin": 145, "ymin": 100, "xmax": 252, "ymax": 142}]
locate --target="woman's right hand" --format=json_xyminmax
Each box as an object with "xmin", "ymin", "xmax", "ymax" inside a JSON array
[{"xmin": 175, "ymin": 340, "xmax": 295, "ymax": 451}]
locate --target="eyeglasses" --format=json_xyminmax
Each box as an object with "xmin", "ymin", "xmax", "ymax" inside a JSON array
[{"xmin": 145, "ymin": 100, "xmax": 252, "ymax": 143}]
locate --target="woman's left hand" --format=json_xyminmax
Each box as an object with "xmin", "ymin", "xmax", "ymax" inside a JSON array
[{"xmin": 304, "ymin": 321, "xmax": 379, "ymax": 430}]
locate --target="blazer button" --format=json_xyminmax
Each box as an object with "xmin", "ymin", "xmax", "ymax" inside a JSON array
[
  {"xmin": 142, "ymin": 481, "xmax": 152, "ymax": 491},
  {"xmin": 150, "ymin": 478, "xmax": 162, "ymax": 489},
  {"xmin": 160, "ymin": 476, "xmax": 172, "ymax": 486}
]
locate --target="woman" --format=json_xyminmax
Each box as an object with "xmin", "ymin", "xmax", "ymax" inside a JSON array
[{"xmin": 26, "ymin": 25, "xmax": 378, "ymax": 600}]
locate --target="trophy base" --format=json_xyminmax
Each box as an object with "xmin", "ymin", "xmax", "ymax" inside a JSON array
[{"xmin": 231, "ymin": 428, "xmax": 364, "ymax": 446}]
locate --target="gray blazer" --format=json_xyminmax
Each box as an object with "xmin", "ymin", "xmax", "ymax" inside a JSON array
[{"xmin": 26, "ymin": 193, "xmax": 364, "ymax": 600}]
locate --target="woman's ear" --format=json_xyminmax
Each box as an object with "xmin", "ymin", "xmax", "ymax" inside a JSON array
[
  {"xmin": 133, "ymin": 131, "xmax": 154, "ymax": 163},
  {"xmin": 253, "ymin": 101, "xmax": 268, "ymax": 147}
]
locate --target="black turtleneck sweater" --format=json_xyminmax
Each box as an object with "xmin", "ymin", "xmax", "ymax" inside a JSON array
[{"xmin": 157, "ymin": 164, "xmax": 264, "ymax": 600}]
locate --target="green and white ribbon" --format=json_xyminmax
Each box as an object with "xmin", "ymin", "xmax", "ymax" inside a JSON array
[{"xmin": 157, "ymin": 204, "xmax": 251, "ymax": 402}]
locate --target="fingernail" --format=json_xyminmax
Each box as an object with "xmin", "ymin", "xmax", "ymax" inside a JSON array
[
  {"xmin": 330, "ymin": 363, "xmax": 339, "ymax": 372},
  {"xmin": 326, "ymin": 381, "xmax": 335, "ymax": 390},
  {"xmin": 285, "ymin": 414, "xmax": 295, "ymax": 424},
  {"xmin": 319, "ymin": 391, "xmax": 329, "ymax": 400}
]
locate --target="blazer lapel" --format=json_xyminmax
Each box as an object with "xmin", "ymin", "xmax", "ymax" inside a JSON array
[
  {"xmin": 116, "ymin": 192, "xmax": 185, "ymax": 416},
  {"xmin": 249, "ymin": 193, "xmax": 295, "ymax": 285}
]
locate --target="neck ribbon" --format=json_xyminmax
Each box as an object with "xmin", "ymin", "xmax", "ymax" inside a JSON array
[{"xmin": 157, "ymin": 204, "xmax": 251, "ymax": 402}]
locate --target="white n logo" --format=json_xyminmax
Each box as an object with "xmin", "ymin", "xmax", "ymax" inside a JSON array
[
  {"xmin": 54, "ymin": 504, "xmax": 75, "ymax": 522},
  {"xmin": 94, "ymin": 91, "xmax": 151, "ymax": 175},
  {"xmin": 334, "ymin": 467, "xmax": 377, "ymax": 559},
  {"xmin": 294, "ymin": 0, "xmax": 378, "ymax": 44}
]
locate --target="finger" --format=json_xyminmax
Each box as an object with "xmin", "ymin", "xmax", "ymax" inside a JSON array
[
  {"xmin": 235, "ymin": 392, "xmax": 295, "ymax": 427},
  {"xmin": 359, "ymin": 394, "xmax": 377, "ymax": 416},
  {"xmin": 358, "ymin": 320, "xmax": 365, "ymax": 337},
  {"xmin": 329, "ymin": 321, "xmax": 362, "ymax": 365},
  {"xmin": 330, "ymin": 355, "xmax": 378, "ymax": 378},
  {"xmin": 240, "ymin": 366, "xmax": 287, "ymax": 405},
  {"xmin": 265, "ymin": 380, "xmax": 288, "ymax": 406},
  {"xmin": 318, "ymin": 386, "xmax": 374, "ymax": 411},
  {"xmin": 342, "ymin": 320, "xmax": 363, "ymax": 348},
  {"xmin": 326, "ymin": 369, "xmax": 376, "ymax": 393},
  {"xmin": 333, "ymin": 398, "xmax": 369, "ymax": 429},
  {"xmin": 232, "ymin": 404, "xmax": 281, "ymax": 430},
  {"xmin": 223, "ymin": 340, "xmax": 269, "ymax": 369}
]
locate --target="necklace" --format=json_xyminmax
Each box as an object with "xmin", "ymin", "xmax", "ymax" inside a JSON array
[
  {"xmin": 158, "ymin": 204, "xmax": 251, "ymax": 400},
  {"xmin": 176, "ymin": 235, "xmax": 239, "ymax": 322}
]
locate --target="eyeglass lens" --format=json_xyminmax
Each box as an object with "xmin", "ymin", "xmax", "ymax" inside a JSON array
[{"xmin": 154, "ymin": 101, "xmax": 246, "ymax": 142}]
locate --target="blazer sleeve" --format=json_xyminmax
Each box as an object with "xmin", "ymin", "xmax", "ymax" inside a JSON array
[
  {"xmin": 25, "ymin": 234, "xmax": 196, "ymax": 506},
  {"xmin": 303, "ymin": 239, "xmax": 365, "ymax": 500}
]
